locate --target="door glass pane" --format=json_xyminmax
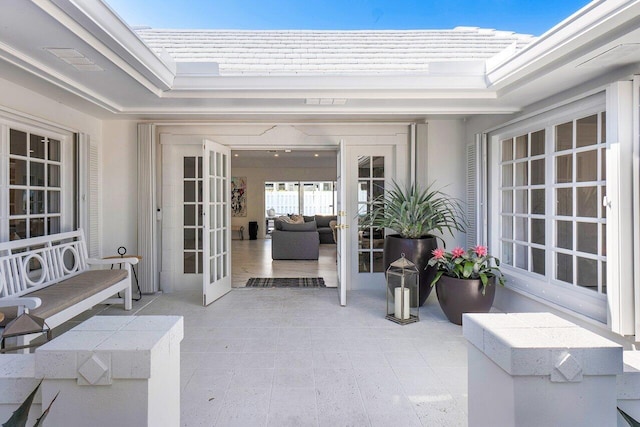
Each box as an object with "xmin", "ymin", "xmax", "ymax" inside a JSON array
[
  {"xmin": 515, "ymin": 189, "xmax": 528, "ymax": 213},
  {"xmin": 502, "ymin": 191, "xmax": 513, "ymax": 213},
  {"xmin": 48, "ymin": 139, "xmax": 60, "ymax": 161},
  {"xmin": 184, "ymin": 229, "xmax": 196, "ymax": 250},
  {"xmin": 515, "ymin": 135, "xmax": 528, "ymax": 159},
  {"xmin": 184, "ymin": 157, "xmax": 196, "ymax": 178},
  {"xmin": 577, "ymin": 222, "xmax": 597, "ymax": 254},
  {"xmin": 30, "ymin": 134, "xmax": 46, "ymax": 159},
  {"xmin": 197, "ymin": 252, "xmax": 203, "ymax": 274},
  {"xmin": 576, "ymin": 115, "xmax": 597, "ymax": 148},
  {"xmin": 358, "ymin": 181, "xmax": 370, "ymax": 203},
  {"xmin": 530, "ymin": 130, "xmax": 545, "ymax": 156},
  {"xmin": 358, "ymin": 156, "xmax": 370, "ymax": 178},
  {"xmin": 556, "ymin": 188, "xmax": 573, "ymax": 216},
  {"xmin": 556, "ymin": 154, "xmax": 572, "ymax": 183},
  {"xmin": 30, "ymin": 218, "xmax": 45, "ymax": 237},
  {"xmin": 531, "ymin": 159, "xmax": 544, "ymax": 185},
  {"xmin": 556, "ymin": 253, "xmax": 573, "ymax": 284},
  {"xmin": 48, "ymin": 190, "xmax": 60, "ymax": 213},
  {"xmin": 31, "ymin": 162, "xmax": 45, "ymax": 186},
  {"xmin": 30, "ymin": 190, "xmax": 45, "ymax": 214},
  {"xmin": 184, "ymin": 205, "xmax": 196, "ymax": 226},
  {"xmin": 372, "ymin": 181, "xmax": 384, "ymax": 200},
  {"xmin": 515, "ymin": 162, "xmax": 528, "ymax": 186},
  {"xmin": 502, "ymin": 164, "xmax": 513, "ymax": 187},
  {"xmin": 10, "ymin": 219, "xmax": 27, "ymax": 240},
  {"xmin": 576, "ymin": 150, "xmax": 597, "ymax": 182},
  {"xmin": 556, "ymin": 220, "xmax": 573, "ymax": 250},
  {"xmin": 502, "ymin": 242, "xmax": 513, "ymax": 265},
  {"xmin": 10, "ymin": 129, "xmax": 27, "ymax": 156},
  {"xmin": 515, "ymin": 217, "xmax": 528, "ymax": 241},
  {"xmin": 576, "ymin": 257, "xmax": 597, "ymax": 289},
  {"xmin": 601, "ymin": 262, "xmax": 607, "ymax": 294},
  {"xmin": 515, "ymin": 244, "xmax": 528, "ymax": 269},
  {"xmin": 532, "ymin": 248, "xmax": 545, "ymax": 275},
  {"xmin": 184, "ymin": 181, "xmax": 196, "ymax": 202},
  {"xmin": 48, "ymin": 164, "xmax": 60, "ymax": 187},
  {"xmin": 184, "ymin": 252, "xmax": 196, "ymax": 274},
  {"xmin": 10, "ymin": 189, "xmax": 26, "ymax": 215},
  {"xmin": 531, "ymin": 219, "xmax": 545, "ymax": 245},
  {"xmin": 555, "ymin": 122, "xmax": 573, "ymax": 151},
  {"xmin": 502, "ymin": 138, "xmax": 513, "ymax": 161},
  {"xmin": 372, "ymin": 157, "xmax": 384, "ymax": 178},
  {"xmin": 576, "ymin": 187, "xmax": 597, "ymax": 217},
  {"xmin": 501, "ymin": 216, "xmax": 513, "ymax": 239},
  {"xmin": 10, "ymin": 159, "xmax": 27, "ymax": 185},
  {"xmin": 197, "ymin": 156, "xmax": 203, "ymax": 179},
  {"xmin": 373, "ymin": 252, "xmax": 385, "ymax": 272},
  {"xmin": 48, "ymin": 217, "xmax": 60, "ymax": 234},
  {"xmin": 531, "ymin": 189, "xmax": 545, "ymax": 214},
  {"xmin": 358, "ymin": 252, "xmax": 370, "ymax": 272}
]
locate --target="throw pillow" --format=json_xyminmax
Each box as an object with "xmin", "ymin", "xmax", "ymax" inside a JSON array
[
  {"xmin": 289, "ymin": 214, "xmax": 304, "ymax": 224},
  {"xmin": 281, "ymin": 220, "xmax": 317, "ymax": 232},
  {"xmin": 277, "ymin": 215, "xmax": 293, "ymax": 224}
]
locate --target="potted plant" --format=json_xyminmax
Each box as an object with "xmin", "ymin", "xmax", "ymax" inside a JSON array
[
  {"xmin": 362, "ymin": 182, "xmax": 465, "ymax": 306},
  {"xmin": 428, "ymin": 245, "xmax": 505, "ymax": 325}
]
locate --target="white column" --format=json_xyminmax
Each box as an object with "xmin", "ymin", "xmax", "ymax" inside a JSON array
[
  {"xmin": 36, "ymin": 315, "xmax": 183, "ymax": 427},
  {"xmin": 463, "ymin": 313, "xmax": 622, "ymax": 427}
]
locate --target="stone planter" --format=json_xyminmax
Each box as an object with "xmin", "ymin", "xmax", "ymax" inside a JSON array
[
  {"xmin": 383, "ymin": 234, "xmax": 438, "ymax": 306},
  {"xmin": 435, "ymin": 275, "xmax": 496, "ymax": 325}
]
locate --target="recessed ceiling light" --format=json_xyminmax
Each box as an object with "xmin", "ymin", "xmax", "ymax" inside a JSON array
[
  {"xmin": 284, "ymin": 149, "xmax": 292, "ymax": 153},
  {"xmin": 274, "ymin": 154, "xmax": 279, "ymax": 157},
  {"xmin": 314, "ymin": 153, "xmax": 319, "ymax": 157},
  {"xmin": 233, "ymin": 153, "xmax": 239, "ymax": 157}
]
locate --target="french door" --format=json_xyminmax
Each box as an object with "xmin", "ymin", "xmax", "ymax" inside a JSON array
[
  {"xmin": 336, "ymin": 140, "xmax": 347, "ymax": 306},
  {"xmin": 202, "ymin": 139, "xmax": 231, "ymax": 306}
]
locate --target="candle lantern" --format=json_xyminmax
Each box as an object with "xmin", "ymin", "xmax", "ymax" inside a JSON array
[{"xmin": 386, "ymin": 254, "xmax": 419, "ymax": 325}]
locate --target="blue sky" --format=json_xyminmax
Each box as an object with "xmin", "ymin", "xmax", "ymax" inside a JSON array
[{"xmin": 106, "ymin": 0, "xmax": 591, "ymax": 36}]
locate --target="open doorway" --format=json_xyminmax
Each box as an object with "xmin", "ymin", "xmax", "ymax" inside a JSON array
[{"xmin": 229, "ymin": 149, "xmax": 338, "ymax": 288}]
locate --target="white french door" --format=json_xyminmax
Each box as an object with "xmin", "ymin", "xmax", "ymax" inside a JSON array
[
  {"xmin": 336, "ymin": 140, "xmax": 347, "ymax": 306},
  {"xmin": 347, "ymin": 145, "xmax": 395, "ymax": 290},
  {"xmin": 202, "ymin": 139, "xmax": 232, "ymax": 306}
]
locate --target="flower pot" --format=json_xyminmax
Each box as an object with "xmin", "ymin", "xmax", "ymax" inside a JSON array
[
  {"xmin": 384, "ymin": 234, "xmax": 438, "ymax": 306},
  {"xmin": 435, "ymin": 275, "xmax": 496, "ymax": 325}
]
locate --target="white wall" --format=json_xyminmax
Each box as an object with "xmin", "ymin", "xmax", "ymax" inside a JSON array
[
  {"xmin": 231, "ymin": 166, "xmax": 337, "ymax": 238},
  {"xmin": 101, "ymin": 120, "xmax": 138, "ymax": 255}
]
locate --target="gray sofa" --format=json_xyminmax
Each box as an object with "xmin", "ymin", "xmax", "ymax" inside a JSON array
[
  {"xmin": 271, "ymin": 220, "xmax": 320, "ymax": 260},
  {"xmin": 314, "ymin": 215, "xmax": 337, "ymax": 244}
]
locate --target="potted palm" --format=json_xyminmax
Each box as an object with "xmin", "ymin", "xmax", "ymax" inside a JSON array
[
  {"xmin": 362, "ymin": 182, "xmax": 465, "ymax": 306},
  {"xmin": 428, "ymin": 245, "xmax": 505, "ymax": 325}
]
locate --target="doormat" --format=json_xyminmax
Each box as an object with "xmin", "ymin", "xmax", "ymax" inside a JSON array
[{"xmin": 245, "ymin": 277, "xmax": 326, "ymax": 288}]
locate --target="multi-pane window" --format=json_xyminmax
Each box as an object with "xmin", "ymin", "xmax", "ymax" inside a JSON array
[
  {"xmin": 499, "ymin": 112, "xmax": 607, "ymax": 295},
  {"xmin": 9, "ymin": 129, "xmax": 62, "ymax": 239}
]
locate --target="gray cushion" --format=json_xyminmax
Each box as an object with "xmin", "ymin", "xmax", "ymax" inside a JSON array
[
  {"xmin": 303, "ymin": 215, "xmax": 315, "ymax": 223},
  {"xmin": 315, "ymin": 215, "xmax": 336, "ymax": 227},
  {"xmin": 280, "ymin": 221, "xmax": 317, "ymax": 232},
  {"xmin": 1, "ymin": 270, "xmax": 128, "ymax": 322}
]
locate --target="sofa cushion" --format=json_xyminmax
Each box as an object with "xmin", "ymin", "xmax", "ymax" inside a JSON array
[
  {"xmin": 280, "ymin": 221, "xmax": 317, "ymax": 232},
  {"xmin": 315, "ymin": 215, "xmax": 337, "ymax": 228},
  {"xmin": 303, "ymin": 215, "xmax": 315, "ymax": 223}
]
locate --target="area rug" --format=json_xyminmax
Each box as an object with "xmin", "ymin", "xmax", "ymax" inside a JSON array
[{"xmin": 245, "ymin": 277, "xmax": 326, "ymax": 288}]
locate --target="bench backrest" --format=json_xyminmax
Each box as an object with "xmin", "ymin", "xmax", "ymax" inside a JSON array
[{"xmin": 0, "ymin": 229, "xmax": 89, "ymax": 298}]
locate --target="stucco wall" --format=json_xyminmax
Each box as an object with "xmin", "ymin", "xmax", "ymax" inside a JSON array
[{"xmin": 101, "ymin": 120, "xmax": 138, "ymax": 256}]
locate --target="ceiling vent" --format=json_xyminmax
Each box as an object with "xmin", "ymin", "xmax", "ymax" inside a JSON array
[
  {"xmin": 45, "ymin": 48, "xmax": 104, "ymax": 72},
  {"xmin": 305, "ymin": 98, "xmax": 347, "ymax": 105}
]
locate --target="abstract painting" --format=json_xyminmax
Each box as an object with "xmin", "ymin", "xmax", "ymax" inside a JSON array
[{"xmin": 231, "ymin": 176, "xmax": 247, "ymax": 217}]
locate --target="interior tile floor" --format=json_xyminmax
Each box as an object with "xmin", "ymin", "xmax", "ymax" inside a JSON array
[{"xmin": 65, "ymin": 287, "xmax": 467, "ymax": 427}]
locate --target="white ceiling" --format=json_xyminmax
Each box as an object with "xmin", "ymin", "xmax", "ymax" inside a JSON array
[
  {"xmin": 231, "ymin": 149, "xmax": 336, "ymax": 168},
  {"xmin": 0, "ymin": 0, "xmax": 639, "ymax": 122}
]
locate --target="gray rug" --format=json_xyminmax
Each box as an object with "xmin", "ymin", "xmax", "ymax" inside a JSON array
[{"xmin": 245, "ymin": 277, "xmax": 326, "ymax": 288}]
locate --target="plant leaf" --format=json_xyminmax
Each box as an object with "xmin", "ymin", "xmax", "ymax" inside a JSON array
[
  {"xmin": 430, "ymin": 270, "xmax": 444, "ymax": 287},
  {"xmin": 2, "ymin": 380, "xmax": 42, "ymax": 427},
  {"xmin": 618, "ymin": 407, "xmax": 640, "ymax": 427},
  {"xmin": 33, "ymin": 391, "xmax": 59, "ymax": 427}
]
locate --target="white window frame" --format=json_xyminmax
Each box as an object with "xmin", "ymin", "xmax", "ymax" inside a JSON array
[
  {"xmin": 0, "ymin": 115, "xmax": 74, "ymax": 242},
  {"xmin": 488, "ymin": 92, "xmax": 611, "ymax": 324}
]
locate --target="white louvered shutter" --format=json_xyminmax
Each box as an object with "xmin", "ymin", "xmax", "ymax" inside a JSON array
[{"xmin": 466, "ymin": 134, "xmax": 487, "ymax": 248}]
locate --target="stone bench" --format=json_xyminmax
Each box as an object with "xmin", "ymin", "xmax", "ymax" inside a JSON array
[{"xmin": 0, "ymin": 230, "xmax": 137, "ymax": 350}]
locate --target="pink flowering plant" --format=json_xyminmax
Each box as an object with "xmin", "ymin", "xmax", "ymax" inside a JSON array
[{"xmin": 428, "ymin": 245, "xmax": 505, "ymax": 294}]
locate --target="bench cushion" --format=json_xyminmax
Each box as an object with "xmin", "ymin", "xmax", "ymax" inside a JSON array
[{"xmin": 0, "ymin": 270, "xmax": 127, "ymax": 323}]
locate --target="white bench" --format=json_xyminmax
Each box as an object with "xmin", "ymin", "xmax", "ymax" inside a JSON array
[{"xmin": 0, "ymin": 229, "xmax": 137, "ymax": 349}]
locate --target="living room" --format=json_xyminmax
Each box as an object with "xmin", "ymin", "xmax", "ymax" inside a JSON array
[{"xmin": 230, "ymin": 149, "xmax": 338, "ymax": 288}]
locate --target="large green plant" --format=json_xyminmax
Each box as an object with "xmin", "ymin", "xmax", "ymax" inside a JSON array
[{"xmin": 362, "ymin": 182, "xmax": 466, "ymax": 239}]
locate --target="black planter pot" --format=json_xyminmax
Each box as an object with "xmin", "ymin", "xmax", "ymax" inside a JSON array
[
  {"xmin": 435, "ymin": 276, "xmax": 496, "ymax": 325},
  {"xmin": 383, "ymin": 234, "xmax": 438, "ymax": 306}
]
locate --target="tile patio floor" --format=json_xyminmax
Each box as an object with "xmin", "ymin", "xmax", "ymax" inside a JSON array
[{"xmin": 90, "ymin": 287, "xmax": 469, "ymax": 426}]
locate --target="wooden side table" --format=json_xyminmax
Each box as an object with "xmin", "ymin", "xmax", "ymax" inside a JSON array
[{"xmin": 103, "ymin": 254, "xmax": 143, "ymax": 301}]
